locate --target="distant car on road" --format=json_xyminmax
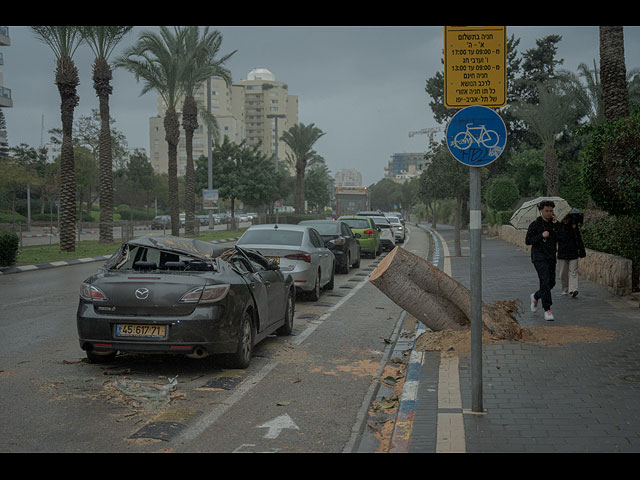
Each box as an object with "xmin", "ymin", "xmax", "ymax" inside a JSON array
[
  {"xmin": 236, "ymin": 224, "xmax": 335, "ymax": 300},
  {"xmin": 150, "ymin": 215, "xmax": 171, "ymax": 230},
  {"xmin": 299, "ymin": 219, "xmax": 361, "ymax": 273},
  {"xmin": 339, "ymin": 216, "xmax": 381, "ymax": 258}
]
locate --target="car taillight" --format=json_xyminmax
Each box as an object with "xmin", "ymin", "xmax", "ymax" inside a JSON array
[
  {"xmin": 285, "ymin": 252, "xmax": 311, "ymax": 263},
  {"xmin": 80, "ymin": 282, "xmax": 108, "ymax": 302},
  {"xmin": 364, "ymin": 229, "xmax": 374, "ymax": 238},
  {"xmin": 180, "ymin": 284, "xmax": 230, "ymax": 304}
]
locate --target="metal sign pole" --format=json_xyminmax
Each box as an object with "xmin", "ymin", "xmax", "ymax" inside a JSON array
[{"xmin": 469, "ymin": 166, "xmax": 483, "ymax": 413}]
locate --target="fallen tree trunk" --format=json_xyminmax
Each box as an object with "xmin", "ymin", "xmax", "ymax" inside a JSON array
[{"xmin": 369, "ymin": 247, "xmax": 522, "ymax": 340}]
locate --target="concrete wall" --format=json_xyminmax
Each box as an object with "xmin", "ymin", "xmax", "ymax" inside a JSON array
[{"xmin": 486, "ymin": 224, "xmax": 633, "ymax": 296}]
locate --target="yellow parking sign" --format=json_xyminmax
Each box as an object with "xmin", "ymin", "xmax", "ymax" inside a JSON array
[{"xmin": 444, "ymin": 26, "xmax": 507, "ymax": 108}]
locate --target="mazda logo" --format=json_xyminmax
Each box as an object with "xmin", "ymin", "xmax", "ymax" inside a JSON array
[{"xmin": 135, "ymin": 288, "xmax": 149, "ymax": 300}]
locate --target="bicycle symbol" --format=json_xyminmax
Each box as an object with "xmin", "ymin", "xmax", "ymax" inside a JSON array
[{"xmin": 452, "ymin": 123, "xmax": 500, "ymax": 150}]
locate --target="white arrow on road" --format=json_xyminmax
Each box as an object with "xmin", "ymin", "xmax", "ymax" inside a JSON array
[{"xmin": 258, "ymin": 414, "xmax": 300, "ymax": 439}]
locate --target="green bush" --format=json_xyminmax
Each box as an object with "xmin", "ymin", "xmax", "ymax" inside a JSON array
[
  {"xmin": 582, "ymin": 210, "xmax": 640, "ymax": 290},
  {"xmin": 485, "ymin": 177, "xmax": 519, "ymax": 211},
  {"xmin": 0, "ymin": 231, "xmax": 20, "ymax": 266}
]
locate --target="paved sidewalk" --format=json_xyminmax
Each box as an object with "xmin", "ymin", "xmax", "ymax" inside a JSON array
[{"xmin": 399, "ymin": 224, "xmax": 640, "ymax": 453}]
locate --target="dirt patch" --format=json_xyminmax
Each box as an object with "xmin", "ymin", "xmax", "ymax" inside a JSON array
[{"xmin": 415, "ymin": 324, "xmax": 617, "ymax": 357}]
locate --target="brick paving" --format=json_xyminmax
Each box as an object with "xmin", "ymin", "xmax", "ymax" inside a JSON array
[{"xmin": 405, "ymin": 224, "xmax": 640, "ymax": 453}]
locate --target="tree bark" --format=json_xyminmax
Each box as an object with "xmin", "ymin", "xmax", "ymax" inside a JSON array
[{"xmin": 369, "ymin": 247, "xmax": 522, "ymax": 340}]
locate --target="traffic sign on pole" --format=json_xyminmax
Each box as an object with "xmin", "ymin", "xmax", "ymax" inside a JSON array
[
  {"xmin": 444, "ymin": 26, "xmax": 507, "ymax": 108},
  {"xmin": 446, "ymin": 105, "xmax": 507, "ymax": 167}
]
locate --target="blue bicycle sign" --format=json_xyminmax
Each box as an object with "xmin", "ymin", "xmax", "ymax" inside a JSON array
[{"xmin": 446, "ymin": 105, "xmax": 506, "ymax": 167}]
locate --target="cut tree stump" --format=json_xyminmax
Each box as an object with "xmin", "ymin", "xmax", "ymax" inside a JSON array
[{"xmin": 369, "ymin": 247, "xmax": 522, "ymax": 340}]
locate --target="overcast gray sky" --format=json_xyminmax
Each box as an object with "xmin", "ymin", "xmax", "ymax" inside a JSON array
[{"xmin": 3, "ymin": 26, "xmax": 640, "ymax": 186}]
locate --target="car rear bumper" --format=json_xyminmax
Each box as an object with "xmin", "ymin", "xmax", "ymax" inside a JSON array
[{"xmin": 76, "ymin": 301, "xmax": 239, "ymax": 356}]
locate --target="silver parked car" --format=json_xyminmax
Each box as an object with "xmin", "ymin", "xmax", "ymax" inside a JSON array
[{"xmin": 236, "ymin": 224, "xmax": 335, "ymax": 300}]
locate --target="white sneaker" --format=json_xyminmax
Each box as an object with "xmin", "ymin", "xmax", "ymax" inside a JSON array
[
  {"xmin": 530, "ymin": 293, "xmax": 539, "ymax": 312},
  {"xmin": 544, "ymin": 310, "xmax": 555, "ymax": 321}
]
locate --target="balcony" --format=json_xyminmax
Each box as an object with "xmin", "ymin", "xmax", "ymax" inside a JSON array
[
  {"xmin": 0, "ymin": 26, "xmax": 10, "ymax": 46},
  {"xmin": 0, "ymin": 86, "xmax": 12, "ymax": 108}
]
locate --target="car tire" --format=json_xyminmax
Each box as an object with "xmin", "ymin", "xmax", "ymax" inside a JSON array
[
  {"xmin": 86, "ymin": 349, "xmax": 117, "ymax": 364},
  {"xmin": 341, "ymin": 253, "xmax": 350, "ymax": 274},
  {"xmin": 308, "ymin": 270, "xmax": 321, "ymax": 301},
  {"xmin": 276, "ymin": 289, "xmax": 295, "ymax": 336},
  {"xmin": 226, "ymin": 310, "xmax": 254, "ymax": 369},
  {"xmin": 326, "ymin": 264, "xmax": 335, "ymax": 290},
  {"xmin": 353, "ymin": 250, "xmax": 360, "ymax": 268}
]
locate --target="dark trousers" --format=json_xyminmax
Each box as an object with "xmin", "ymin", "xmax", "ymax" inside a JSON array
[{"xmin": 533, "ymin": 260, "xmax": 556, "ymax": 311}]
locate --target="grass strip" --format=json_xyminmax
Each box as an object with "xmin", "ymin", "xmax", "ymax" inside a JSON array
[{"xmin": 15, "ymin": 228, "xmax": 247, "ymax": 266}]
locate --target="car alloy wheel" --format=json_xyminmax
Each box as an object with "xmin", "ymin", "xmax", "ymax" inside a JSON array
[
  {"xmin": 277, "ymin": 290, "xmax": 295, "ymax": 336},
  {"xmin": 227, "ymin": 310, "xmax": 254, "ymax": 369}
]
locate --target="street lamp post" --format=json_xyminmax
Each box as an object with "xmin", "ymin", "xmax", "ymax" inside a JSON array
[{"xmin": 267, "ymin": 113, "xmax": 286, "ymax": 222}]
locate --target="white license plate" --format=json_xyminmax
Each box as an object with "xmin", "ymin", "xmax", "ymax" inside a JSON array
[{"xmin": 116, "ymin": 324, "xmax": 167, "ymax": 338}]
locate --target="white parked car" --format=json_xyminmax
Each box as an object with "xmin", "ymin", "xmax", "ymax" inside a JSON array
[
  {"xmin": 371, "ymin": 216, "xmax": 396, "ymax": 252},
  {"xmin": 388, "ymin": 216, "xmax": 405, "ymax": 243}
]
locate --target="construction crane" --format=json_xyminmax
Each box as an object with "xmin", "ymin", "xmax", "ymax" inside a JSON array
[{"xmin": 408, "ymin": 127, "xmax": 442, "ymax": 144}]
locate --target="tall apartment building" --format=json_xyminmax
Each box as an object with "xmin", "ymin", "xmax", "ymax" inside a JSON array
[
  {"xmin": 149, "ymin": 68, "xmax": 298, "ymax": 175},
  {"xmin": 0, "ymin": 27, "xmax": 12, "ymax": 150},
  {"xmin": 384, "ymin": 152, "xmax": 427, "ymax": 183}
]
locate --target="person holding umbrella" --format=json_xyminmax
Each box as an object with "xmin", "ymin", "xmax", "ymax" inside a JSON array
[
  {"xmin": 525, "ymin": 200, "xmax": 559, "ymax": 321},
  {"xmin": 557, "ymin": 209, "xmax": 586, "ymax": 297}
]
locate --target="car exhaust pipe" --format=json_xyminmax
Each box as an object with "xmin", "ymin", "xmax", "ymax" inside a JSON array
[{"xmin": 187, "ymin": 346, "xmax": 209, "ymax": 359}]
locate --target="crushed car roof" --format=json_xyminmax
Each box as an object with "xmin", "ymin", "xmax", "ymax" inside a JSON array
[{"xmin": 127, "ymin": 236, "xmax": 228, "ymax": 259}]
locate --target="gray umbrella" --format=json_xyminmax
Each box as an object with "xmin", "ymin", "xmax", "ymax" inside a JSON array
[{"xmin": 509, "ymin": 196, "xmax": 572, "ymax": 230}]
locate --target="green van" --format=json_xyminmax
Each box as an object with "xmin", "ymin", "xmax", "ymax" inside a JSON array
[{"xmin": 338, "ymin": 216, "xmax": 381, "ymax": 258}]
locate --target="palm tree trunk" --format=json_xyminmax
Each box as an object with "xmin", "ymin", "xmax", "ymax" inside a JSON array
[
  {"xmin": 370, "ymin": 246, "xmax": 522, "ymax": 340},
  {"xmin": 295, "ymin": 160, "xmax": 306, "ymax": 214},
  {"xmin": 543, "ymin": 142, "xmax": 559, "ymax": 196},
  {"xmin": 182, "ymin": 96, "xmax": 198, "ymax": 237},
  {"xmin": 600, "ymin": 26, "xmax": 630, "ymax": 121},
  {"xmin": 94, "ymin": 57, "xmax": 114, "ymax": 244},
  {"xmin": 56, "ymin": 56, "xmax": 80, "ymax": 252},
  {"xmin": 165, "ymin": 108, "xmax": 181, "ymax": 236}
]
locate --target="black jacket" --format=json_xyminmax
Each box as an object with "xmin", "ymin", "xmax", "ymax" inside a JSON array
[
  {"xmin": 525, "ymin": 216, "xmax": 559, "ymax": 263},
  {"xmin": 557, "ymin": 222, "xmax": 586, "ymax": 260}
]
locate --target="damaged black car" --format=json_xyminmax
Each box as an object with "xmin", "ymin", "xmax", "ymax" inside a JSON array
[{"xmin": 76, "ymin": 236, "xmax": 295, "ymax": 368}]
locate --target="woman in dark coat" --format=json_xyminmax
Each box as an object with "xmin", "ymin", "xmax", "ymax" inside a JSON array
[{"xmin": 557, "ymin": 213, "xmax": 586, "ymax": 297}]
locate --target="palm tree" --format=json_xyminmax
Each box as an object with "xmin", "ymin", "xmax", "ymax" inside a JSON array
[
  {"xmin": 280, "ymin": 123, "xmax": 325, "ymax": 213},
  {"xmin": 116, "ymin": 27, "xmax": 185, "ymax": 236},
  {"xmin": 177, "ymin": 26, "xmax": 235, "ymax": 236},
  {"xmin": 599, "ymin": 26, "xmax": 630, "ymax": 121},
  {"xmin": 511, "ymin": 82, "xmax": 576, "ymax": 196},
  {"xmin": 31, "ymin": 26, "xmax": 84, "ymax": 252},
  {"xmin": 80, "ymin": 26, "xmax": 133, "ymax": 244}
]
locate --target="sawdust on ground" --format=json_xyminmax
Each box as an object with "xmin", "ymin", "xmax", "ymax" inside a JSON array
[{"xmin": 415, "ymin": 324, "xmax": 617, "ymax": 357}]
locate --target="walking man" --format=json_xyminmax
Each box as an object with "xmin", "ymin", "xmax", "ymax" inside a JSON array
[{"xmin": 525, "ymin": 200, "xmax": 559, "ymax": 321}]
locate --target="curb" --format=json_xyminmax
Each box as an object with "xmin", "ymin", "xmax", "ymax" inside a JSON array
[{"xmin": 0, "ymin": 237, "xmax": 241, "ymax": 275}]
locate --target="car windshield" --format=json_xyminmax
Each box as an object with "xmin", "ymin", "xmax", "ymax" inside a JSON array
[
  {"xmin": 372, "ymin": 216, "xmax": 390, "ymax": 226},
  {"xmin": 237, "ymin": 229, "xmax": 304, "ymax": 246},
  {"xmin": 342, "ymin": 219, "xmax": 370, "ymax": 229},
  {"xmin": 302, "ymin": 223, "xmax": 339, "ymax": 235}
]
